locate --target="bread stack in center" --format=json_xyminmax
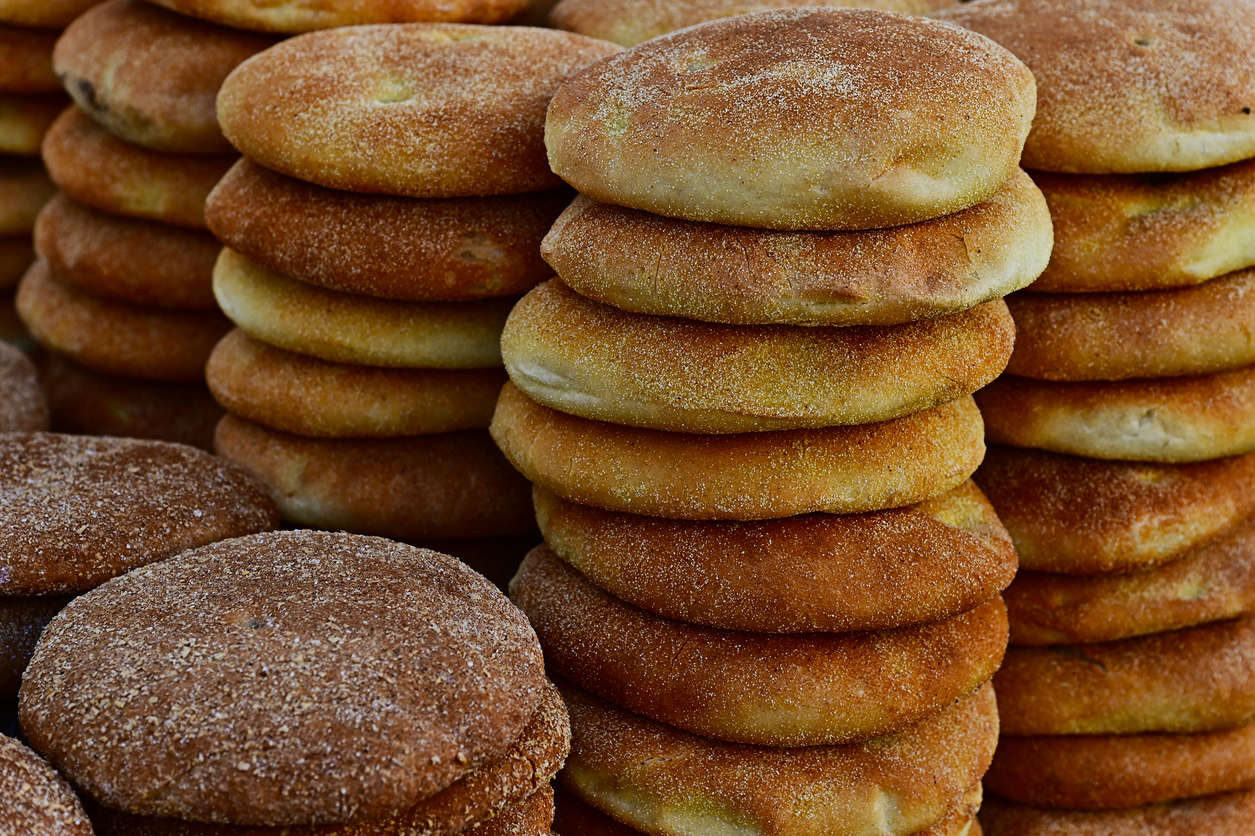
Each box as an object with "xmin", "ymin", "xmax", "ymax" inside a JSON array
[
  {"xmin": 936, "ymin": 0, "xmax": 1255, "ymax": 832},
  {"xmin": 206, "ymin": 25, "xmax": 618, "ymax": 568},
  {"xmin": 490, "ymin": 9, "xmax": 1052, "ymax": 833}
]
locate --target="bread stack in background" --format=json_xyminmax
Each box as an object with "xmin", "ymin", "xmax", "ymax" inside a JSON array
[
  {"xmin": 206, "ymin": 25, "xmax": 618, "ymax": 581},
  {"xmin": 15, "ymin": 0, "xmax": 277, "ymax": 448},
  {"xmin": 0, "ymin": 0, "xmax": 74, "ymax": 347},
  {"xmin": 937, "ymin": 1, "xmax": 1255, "ymax": 832},
  {"xmin": 491, "ymin": 9, "xmax": 1050, "ymax": 833}
]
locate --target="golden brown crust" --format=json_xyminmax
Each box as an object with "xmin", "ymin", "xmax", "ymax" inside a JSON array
[
  {"xmin": 217, "ymin": 25, "xmax": 620, "ymax": 197},
  {"xmin": 980, "ymin": 790, "xmax": 1255, "ymax": 836},
  {"xmin": 0, "ymin": 431, "xmax": 278, "ymax": 594},
  {"xmin": 976, "ymin": 446, "xmax": 1255, "ymax": 574},
  {"xmin": 17, "ymin": 261, "xmax": 230, "ymax": 382},
  {"xmin": 53, "ymin": 0, "xmax": 275, "ymax": 153},
  {"xmin": 0, "ymin": 236, "xmax": 32, "ymax": 292},
  {"xmin": 938, "ymin": 0, "xmax": 1255, "ymax": 173},
  {"xmin": 0, "ymin": 339, "xmax": 46, "ymax": 431},
  {"xmin": 541, "ymin": 172, "xmax": 1050, "ymax": 326},
  {"xmin": 549, "ymin": 0, "xmax": 962, "ymax": 47},
  {"xmin": 997, "ymin": 616, "xmax": 1255, "ymax": 735},
  {"xmin": 39, "ymin": 353, "xmax": 222, "ymax": 451},
  {"xmin": 214, "ymin": 249, "xmax": 511, "ymax": 369},
  {"xmin": 1007, "ymin": 269, "xmax": 1255, "ymax": 381},
  {"xmin": 1007, "ymin": 516, "xmax": 1255, "ymax": 645},
  {"xmin": 492, "ymin": 382, "xmax": 985, "ymax": 520},
  {"xmin": 560, "ymin": 682, "xmax": 998, "ymax": 836},
  {"xmin": 86, "ymin": 685, "xmax": 567, "ymax": 834},
  {"xmin": 206, "ymin": 159, "xmax": 568, "ymax": 301},
  {"xmin": 42, "ymin": 107, "xmax": 233, "ymax": 228},
  {"xmin": 20, "ymin": 530, "xmax": 548, "ymax": 826},
  {"xmin": 207, "ymin": 330, "xmax": 506, "ymax": 438},
  {"xmin": 503, "ymin": 279, "xmax": 1013, "ymax": 432},
  {"xmin": 1031, "ymin": 163, "xmax": 1255, "ymax": 293},
  {"xmin": 546, "ymin": 8, "xmax": 1035, "ymax": 230},
  {"xmin": 0, "ymin": 734, "xmax": 92, "ymax": 834},
  {"xmin": 147, "ymin": 0, "xmax": 531, "ymax": 32},
  {"xmin": 513, "ymin": 545, "xmax": 1006, "ymax": 746},
  {"xmin": 0, "ymin": 24, "xmax": 58, "ymax": 93},
  {"xmin": 0, "ymin": 596, "xmax": 67, "ymax": 699},
  {"xmin": 216, "ymin": 415, "xmax": 534, "ymax": 540},
  {"xmin": 535, "ymin": 481, "xmax": 1016, "ymax": 632},
  {"xmin": 0, "ymin": 156, "xmax": 53, "ymax": 235},
  {"xmin": 35, "ymin": 194, "xmax": 219, "ymax": 309},
  {"xmin": 0, "ymin": 92, "xmax": 63, "ymax": 154},
  {"xmin": 0, "ymin": 0, "xmax": 99, "ymax": 27},
  {"xmin": 977, "ymin": 366, "xmax": 1255, "ymax": 462},
  {"xmin": 987, "ymin": 723, "xmax": 1255, "ymax": 809}
]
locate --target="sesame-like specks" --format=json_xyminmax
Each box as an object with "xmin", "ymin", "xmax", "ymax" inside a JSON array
[
  {"xmin": 0, "ymin": 342, "xmax": 48, "ymax": 432},
  {"xmin": 19, "ymin": 531, "xmax": 549, "ymax": 827},
  {"xmin": 0, "ymin": 734, "xmax": 92, "ymax": 834},
  {"xmin": 0, "ymin": 433, "xmax": 278, "ymax": 595}
]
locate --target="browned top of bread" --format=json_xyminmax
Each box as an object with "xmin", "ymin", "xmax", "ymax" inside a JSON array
[
  {"xmin": 206, "ymin": 158, "xmax": 569, "ymax": 301},
  {"xmin": 217, "ymin": 25, "xmax": 620, "ymax": 197},
  {"xmin": 0, "ymin": 733, "xmax": 92, "ymax": 834},
  {"xmin": 0, "ymin": 432, "xmax": 278, "ymax": 594},
  {"xmin": 980, "ymin": 790, "xmax": 1255, "ymax": 836},
  {"xmin": 545, "ymin": 7, "xmax": 1035, "ymax": 230},
  {"xmin": 53, "ymin": 0, "xmax": 275, "ymax": 153},
  {"xmin": 0, "ymin": 339, "xmax": 47, "ymax": 432},
  {"xmin": 550, "ymin": 0, "xmax": 962, "ymax": 46},
  {"xmin": 20, "ymin": 530, "xmax": 548, "ymax": 827},
  {"xmin": 0, "ymin": 24, "xmax": 59, "ymax": 93},
  {"xmin": 977, "ymin": 446, "xmax": 1255, "ymax": 574},
  {"xmin": 146, "ymin": 0, "xmax": 531, "ymax": 33},
  {"xmin": 938, "ymin": 0, "xmax": 1255, "ymax": 173},
  {"xmin": 0, "ymin": 0, "xmax": 99, "ymax": 27}
]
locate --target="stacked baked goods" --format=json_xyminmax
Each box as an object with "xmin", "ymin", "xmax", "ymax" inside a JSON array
[
  {"xmin": 0, "ymin": 0, "xmax": 66, "ymax": 347},
  {"xmin": 491, "ymin": 9, "xmax": 1051, "ymax": 833},
  {"xmin": 19, "ymin": 529, "xmax": 570, "ymax": 834},
  {"xmin": 0, "ymin": 340, "xmax": 47, "ymax": 431},
  {"xmin": 547, "ymin": 0, "xmax": 962, "ymax": 45},
  {"xmin": 0, "ymin": 431, "xmax": 277, "ymax": 715},
  {"xmin": 205, "ymin": 25, "xmax": 617, "ymax": 571},
  {"xmin": 936, "ymin": 0, "xmax": 1255, "ymax": 832},
  {"xmin": 17, "ymin": 0, "xmax": 276, "ymax": 447}
]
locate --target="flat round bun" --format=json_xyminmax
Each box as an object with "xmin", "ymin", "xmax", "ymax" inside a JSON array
[
  {"xmin": 214, "ymin": 249, "xmax": 510, "ymax": 369},
  {"xmin": 217, "ymin": 25, "xmax": 620, "ymax": 197},
  {"xmin": 19, "ymin": 530, "xmax": 549, "ymax": 826},
  {"xmin": 207, "ymin": 329, "xmax": 506, "ymax": 438},
  {"xmin": 977, "ymin": 446, "xmax": 1255, "ymax": 574},
  {"xmin": 0, "ymin": 236, "xmax": 33, "ymax": 292},
  {"xmin": 987, "ymin": 723, "xmax": 1255, "ymax": 809},
  {"xmin": 0, "ymin": 340, "xmax": 47, "ymax": 431},
  {"xmin": 503, "ymin": 279, "xmax": 1013, "ymax": 433},
  {"xmin": 549, "ymin": 0, "xmax": 962, "ymax": 47},
  {"xmin": 206, "ymin": 160, "xmax": 569, "ymax": 302},
  {"xmin": 546, "ymin": 8, "xmax": 1035, "ymax": 230},
  {"xmin": 513, "ymin": 545, "xmax": 1006, "ymax": 746},
  {"xmin": 35, "ymin": 194, "xmax": 218, "ymax": 309},
  {"xmin": 17, "ymin": 260, "xmax": 229, "ymax": 382},
  {"xmin": 491, "ymin": 382, "xmax": 985, "ymax": 519},
  {"xmin": 1007, "ymin": 517, "xmax": 1255, "ymax": 645},
  {"xmin": 41, "ymin": 107, "xmax": 232, "ymax": 228},
  {"xmin": 0, "ymin": 157, "xmax": 53, "ymax": 235},
  {"xmin": 1007, "ymin": 269, "xmax": 1255, "ymax": 381},
  {"xmin": 215, "ymin": 415, "xmax": 533, "ymax": 540},
  {"xmin": 997, "ymin": 615, "xmax": 1255, "ymax": 735},
  {"xmin": 0, "ymin": 25, "xmax": 59, "ymax": 93},
  {"xmin": 980, "ymin": 790, "xmax": 1255, "ymax": 836},
  {"xmin": 0, "ymin": 0, "xmax": 99, "ymax": 27},
  {"xmin": 0, "ymin": 734, "xmax": 92, "ymax": 834},
  {"xmin": 39, "ymin": 354, "xmax": 222, "ymax": 451},
  {"xmin": 1032, "ymin": 162, "xmax": 1255, "ymax": 293},
  {"xmin": 541, "ymin": 172, "xmax": 1050, "ymax": 327},
  {"xmin": 0, "ymin": 93, "xmax": 64, "ymax": 155},
  {"xmin": 53, "ymin": 0, "xmax": 274, "ymax": 153},
  {"xmin": 147, "ymin": 0, "xmax": 530, "ymax": 32},
  {"xmin": 561, "ymin": 682, "xmax": 997, "ymax": 836},
  {"xmin": 0, "ymin": 432, "xmax": 277, "ymax": 594},
  {"xmin": 535, "ymin": 481, "xmax": 1016, "ymax": 632},
  {"xmin": 938, "ymin": 0, "xmax": 1255, "ymax": 173},
  {"xmin": 977, "ymin": 366, "xmax": 1255, "ymax": 463}
]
